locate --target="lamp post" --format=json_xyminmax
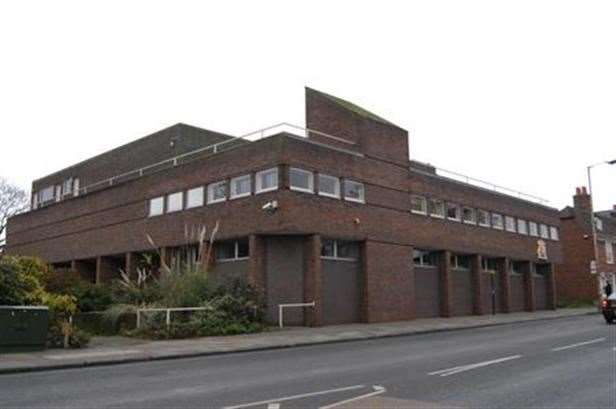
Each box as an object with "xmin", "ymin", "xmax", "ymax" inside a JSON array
[{"xmin": 587, "ymin": 159, "xmax": 616, "ymax": 297}]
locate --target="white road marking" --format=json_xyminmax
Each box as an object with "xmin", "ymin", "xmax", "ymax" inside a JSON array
[
  {"xmin": 551, "ymin": 338, "xmax": 606, "ymax": 352},
  {"xmin": 319, "ymin": 385, "xmax": 386, "ymax": 409},
  {"xmin": 43, "ymin": 349, "xmax": 141, "ymax": 360},
  {"xmin": 267, "ymin": 404, "xmax": 280, "ymax": 409},
  {"xmin": 222, "ymin": 385, "xmax": 365, "ymax": 409},
  {"xmin": 428, "ymin": 355, "xmax": 523, "ymax": 377}
]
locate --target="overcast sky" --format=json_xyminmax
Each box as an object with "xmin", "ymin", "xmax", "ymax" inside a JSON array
[{"xmin": 1, "ymin": 1, "xmax": 614, "ymax": 211}]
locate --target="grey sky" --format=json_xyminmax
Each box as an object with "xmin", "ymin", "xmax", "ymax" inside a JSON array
[{"xmin": 1, "ymin": 0, "xmax": 614, "ymax": 211}]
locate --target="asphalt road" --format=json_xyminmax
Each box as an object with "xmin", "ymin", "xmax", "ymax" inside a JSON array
[{"xmin": 2, "ymin": 314, "xmax": 615, "ymax": 408}]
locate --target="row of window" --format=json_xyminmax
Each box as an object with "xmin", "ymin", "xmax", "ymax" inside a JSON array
[
  {"xmin": 413, "ymin": 249, "xmax": 549, "ymax": 275},
  {"xmin": 148, "ymin": 167, "xmax": 366, "ymax": 217},
  {"xmin": 410, "ymin": 195, "xmax": 559, "ymax": 241},
  {"xmin": 32, "ymin": 177, "xmax": 80, "ymax": 209}
]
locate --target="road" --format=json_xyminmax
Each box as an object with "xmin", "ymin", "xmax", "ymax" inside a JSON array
[{"xmin": 1, "ymin": 314, "xmax": 615, "ymax": 408}]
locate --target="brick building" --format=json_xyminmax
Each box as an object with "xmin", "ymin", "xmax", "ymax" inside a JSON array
[
  {"xmin": 555, "ymin": 187, "xmax": 616, "ymax": 302},
  {"xmin": 6, "ymin": 88, "xmax": 562, "ymax": 325}
]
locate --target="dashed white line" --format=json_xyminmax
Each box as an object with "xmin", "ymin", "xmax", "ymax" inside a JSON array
[
  {"xmin": 551, "ymin": 338, "xmax": 606, "ymax": 352},
  {"xmin": 429, "ymin": 355, "xmax": 523, "ymax": 377}
]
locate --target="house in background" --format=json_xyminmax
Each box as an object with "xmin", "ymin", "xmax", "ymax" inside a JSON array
[
  {"xmin": 6, "ymin": 88, "xmax": 562, "ymax": 326},
  {"xmin": 556, "ymin": 187, "xmax": 616, "ymax": 303}
]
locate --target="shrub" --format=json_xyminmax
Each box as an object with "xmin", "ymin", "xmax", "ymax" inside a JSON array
[{"xmin": 0, "ymin": 256, "xmax": 47, "ymax": 305}]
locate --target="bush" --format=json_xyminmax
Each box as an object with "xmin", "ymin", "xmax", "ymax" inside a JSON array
[
  {"xmin": 0, "ymin": 256, "xmax": 47, "ymax": 305},
  {"xmin": 47, "ymin": 325, "xmax": 91, "ymax": 349}
]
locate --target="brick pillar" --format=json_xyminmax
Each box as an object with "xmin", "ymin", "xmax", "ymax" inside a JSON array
[
  {"xmin": 497, "ymin": 258, "xmax": 511, "ymax": 313},
  {"xmin": 439, "ymin": 250, "xmax": 453, "ymax": 317},
  {"xmin": 522, "ymin": 261, "xmax": 535, "ymax": 312},
  {"xmin": 360, "ymin": 241, "xmax": 370, "ymax": 323},
  {"xmin": 471, "ymin": 254, "xmax": 484, "ymax": 315},
  {"xmin": 124, "ymin": 252, "xmax": 137, "ymax": 279},
  {"xmin": 546, "ymin": 263, "xmax": 557, "ymax": 310},
  {"xmin": 248, "ymin": 234, "xmax": 267, "ymax": 294},
  {"xmin": 303, "ymin": 234, "xmax": 323, "ymax": 327},
  {"xmin": 279, "ymin": 164, "xmax": 290, "ymax": 189},
  {"xmin": 96, "ymin": 256, "xmax": 118, "ymax": 284}
]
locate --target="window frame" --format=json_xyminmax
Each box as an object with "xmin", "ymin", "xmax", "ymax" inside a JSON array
[
  {"xmin": 539, "ymin": 224, "xmax": 550, "ymax": 239},
  {"xmin": 255, "ymin": 167, "xmax": 279, "ymax": 194},
  {"xmin": 450, "ymin": 254, "xmax": 471, "ymax": 270},
  {"xmin": 549, "ymin": 226, "xmax": 559, "ymax": 241},
  {"xmin": 215, "ymin": 239, "xmax": 250, "ymax": 262},
  {"xmin": 343, "ymin": 179, "xmax": 365, "ymax": 203},
  {"xmin": 289, "ymin": 167, "xmax": 314, "ymax": 194},
  {"xmin": 491, "ymin": 213, "xmax": 504, "ymax": 230},
  {"xmin": 317, "ymin": 173, "xmax": 341, "ymax": 199},
  {"xmin": 517, "ymin": 219, "xmax": 528, "ymax": 235},
  {"xmin": 413, "ymin": 249, "xmax": 437, "ymax": 268},
  {"xmin": 429, "ymin": 198, "xmax": 445, "ymax": 219},
  {"xmin": 186, "ymin": 186, "xmax": 204, "ymax": 209},
  {"xmin": 410, "ymin": 195, "xmax": 428, "ymax": 215},
  {"xmin": 320, "ymin": 239, "xmax": 359, "ymax": 262},
  {"xmin": 529, "ymin": 221, "xmax": 539, "ymax": 237},
  {"xmin": 505, "ymin": 216, "xmax": 517, "ymax": 233},
  {"xmin": 477, "ymin": 209, "xmax": 490, "ymax": 227},
  {"xmin": 148, "ymin": 196, "xmax": 164, "ymax": 217},
  {"xmin": 230, "ymin": 174, "xmax": 252, "ymax": 199},
  {"xmin": 166, "ymin": 191, "xmax": 184, "ymax": 213},
  {"xmin": 606, "ymin": 240, "xmax": 614, "ymax": 264},
  {"xmin": 462, "ymin": 206, "xmax": 476, "ymax": 225},
  {"xmin": 482, "ymin": 257, "xmax": 498, "ymax": 273},
  {"xmin": 447, "ymin": 202, "xmax": 461, "ymax": 222},
  {"xmin": 207, "ymin": 181, "xmax": 227, "ymax": 204}
]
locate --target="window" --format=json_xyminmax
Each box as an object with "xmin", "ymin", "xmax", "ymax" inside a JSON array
[
  {"xmin": 208, "ymin": 181, "xmax": 227, "ymax": 204},
  {"xmin": 149, "ymin": 196, "xmax": 164, "ymax": 217},
  {"xmin": 289, "ymin": 168, "xmax": 314, "ymax": 193},
  {"xmin": 166, "ymin": 192, "xmax": 183, "ymax": 213},
  {"xmin": 491, "ymin": 213, "xmax": 504, "ymax": 230},
  {"xmin": 55, "ymin": 185, "xmax": 62, "ymax": 202},
  {"xmin": 230, "ymin": 174, "xmax": 252, "ymax": 199},
  {"xmin": 517, "ymin": 219, "xmax": 528, "ymax": 235},
  {"xmin": 255, "ymin": 168, "xmax": 278, "ymax": 194},
  {"xmin": 450, "ymin": 254, "xmax": 471, "ymax": 270},
  {"xmin": 32, "ymin": 192, "xmax": 38, "ymax": 209},
  {"xmin": 344, "ymin": 180, "xmax": 365, "ymax": 203},
  {"xmin": 539, "ymin": 224, "xmax": 549, "ymax": 239},
  {"xmin": 549, "ymin": 226, "xmax": 559, "ymax": 241},
  {"xmin": 318, "ymin": 174, "xmax": 341, "ymax": 198},
  {"xmin": 321, "ymin": 239, "xmax": 359, "ymax": 261},
  {"xmin": 429, "ymin": 199, "xmax": 445, "ymax": 218},
  {"xmin": 38, "ymin": 186, "xmax": 55, "ymax": 205},
  {"xmin": 62, "ymin": 178, "xmax": 73, "ymax": 196},
  {"xmin": 186, "ymin": 187, "xmax": 204, "ymax": 209},
  {"xmin": 596, "ymin": 218, "xmax": 603, "ymax": 231},
  {"xmin": 477, "ymin": 209, "xmax": 490, "ymax": 227},
  {"xmin": 410, "ymin": 195, "xmax": 427, "ymax": 215},
  {"xmin": 505, "ymin": 216, "xmax": 516, "ymax": 233},
  {"xmin": 462, "ymin": 207, "xmax": 476, "ymax": 224},
  {"xmin": 606, "ymin": 241, "xmax": 614, "ymax": 264},
  {"xmin": 510, "ymin": 261, "xmax": 524, "ymax": 275},
  {"xmin": 482, "ymin": 257, "xmax": 498, "ymax": 272},
  {"xmin": 215, "ymin": 239, "xmax": 249, "ymax": 261},
  {"xmin": 535, "ymin": 263, "xmax": 550, "ymax": 277},
  {"xmin": 529, "ymin": 221, "xmax": 539, "ymax": 237},
  {"xmin": 73, "ymin": 178, "xmax": 80, "ymax": 196},
  {"xmin": 447, "ymin": 203, "xmax": 461, "ymax": 221},
  {"xmin": 413, "ymin": 249, "xmax": 437, "ymax": 267}
]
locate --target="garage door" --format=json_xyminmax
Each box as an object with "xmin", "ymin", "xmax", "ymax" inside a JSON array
[
  {"xmin": 451, "ymin": 269, "xmax": 473, "ymax": 316},
  {"xmin": 415, "ymin": 267, "xmax": 440, "ymax": 318},
  {"xmin": 510, "ymin": 274, "xmax": 525, "ymax": 312},
  {"xmin": 322, "ymin": 259, "xmax": 361, "ymax": 325},
  {"xmin": 534, "ymin": 276, "xmax": 547, "ymax": 310},
  {"xmin": 266, "ymin": 236, "xmax": 304, "ymax": 325}
]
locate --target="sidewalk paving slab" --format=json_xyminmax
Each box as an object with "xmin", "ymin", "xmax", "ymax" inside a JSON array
[{"xmin": 0, "ymin": 308, "xmax": 597, "ymax": 375}]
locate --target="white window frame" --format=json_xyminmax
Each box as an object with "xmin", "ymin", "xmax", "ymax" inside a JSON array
[
  {"xmin": 549, "ymin": 226, "xmax": 559, "ymax": 241},
  {"xmin": 410, "ymin": 195, "xmax": 427, "ymax": 215},
  {"xmin": 482, "ymin": 257, "xmax": 497, "ymax": 273},
  {"xmin": 477, "ymin": 209, "xmax": 490, "ymax": 227},
  {"xmin": 450, "ymin": 254, "xmax": 471, "ymax": 270},
  {"xmin": 505, "ymin": 216, "xmax": 516, "ymax": 233},
  {"xmin": 73, "ymin": 178, "xmax": 80, "ymax": 196},
  {"xmin": 166, "ymin": 191, "xmax": 184, "ymax": 213},
  {"xmin": 216, "ymin": 240, "xmax": 250, "ymax": 262},
  {"xmin": 255, "ymin": 167, "xmax": 279, "ymax": 194},
  {"xmin": 55, "ymin": 185, "xmax": 62, "ymax": 202},
  {"xmin": 529, "ymin": 221, "xmax": 539, "ymax": 237},
  {"xmin": 149, "ymin": 196, "xmax": 164, "ymax": 217},
  {"xmin": 517, "ymin": 219, "xmax": 528, "ymax": 235},
  {"xmin": 447, "ymin": 202, "xmax": 461, "ymax": 222},
  {"xmin": 289, "ymin": 168, "xmax": 314, "ymax": 194},
  {"xmin": 606, "ymin": 241, "xmax": 614, "ymax": 264},
  {"xmin": 429, "ymin": 199, "xmax": 445, "ymax": 219},
  {"xmin": 62, "ymin": 178, "xmax": 73, "ymax": 197},
  {"xmin": 230, "ymin": 174, "xmax": 252, "ymax": 199},
  {"xmin": 186, "ymin": 186, "xmax": 204, "ymax": 209},
  {"xmin": 510, "ymin": 260, "xmax": 523, "ymax": 275},
  {"xmin": 317, "ymin": 173, "xmax": 341, "ymax": 199},
  {"xmin": 491, "ymin": 213, "xmax": 504, "ymax": 230},
  {"xmin": 462, "ymin": 207, "xmax": 476, "ymax": 225},
  {"xmin": 343, "ymin": 180, "xmax": 365, "ymax": 203},
  {"xmin": 413, "ymin": 249, "xmax": 437, "ymax": 267},
  {"xmin": 207, "ymin": 181, "xmax": 227, "ymax": 204},
  {"xmin": 539, "ymin": 224, "xmax": 549, "ymax": 239},
  {"xmin": 321, "ymin": 239, "xmax": 359, "ymax": 262}
]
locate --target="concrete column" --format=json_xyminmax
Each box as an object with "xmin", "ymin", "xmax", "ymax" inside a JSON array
[
  {"xmin": 439, "ymin": 250, "xmax": 453, "ymax": 318},
  {"xmin": 522, "ymin": 261, "xmax": 535, "ymax": 312},
  {"xmin": 471, "ymin": 254, "xmax": 484, "ymax": 315},
  {"xmin": 248, "ymin": 234, "xmax": 267, "ymax": 294},
  {"xmin": 546, "ymin": 263, "xmax": 557, "ymax": 310},
  {"xmin": 497, "ymin": 258, "xmax": 511, "ymax": 313},
  {"xmin": 303, "ymin": 234, "xmax": 323, "ymax": 327}
]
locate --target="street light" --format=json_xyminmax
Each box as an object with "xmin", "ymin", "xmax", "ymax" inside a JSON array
[{"xmin": 587, "ymin": 159, "xmax": 616, "ymax": 296}]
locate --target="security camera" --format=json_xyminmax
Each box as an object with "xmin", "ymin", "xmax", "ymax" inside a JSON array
[{"xmin": 262, "ymin": 200, "xmax": 279, "ymax": 214}]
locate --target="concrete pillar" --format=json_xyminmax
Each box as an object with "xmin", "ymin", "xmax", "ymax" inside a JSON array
[
  {"xmin": 546, "ymin": 263, "xmax": 557, "ymax": 310},
  {"xmin": 522, "ymin": 261, "xmax": 535, "ymax": 312},
  {"xmin": 248, "ymin": 234, "xmax": 267, "ymax": 294},
  {"xmin": 303, "ymin": 234, "xmax": 323, "ymax": 327},
  {"xmin": 497, "ymin": 258, "xmax": 511, "ymax": 313},
  {"xmin": 439, "ymin": 250, "xmax": 453, "ymax": 317},
  {"xmin": 471, "ymin": 254, "xmax": 484, "ymax": 315}
]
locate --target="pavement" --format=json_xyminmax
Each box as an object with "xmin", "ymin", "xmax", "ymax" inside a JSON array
[
  {"xmin": 1, "ymin": 312, "xmax": 614, "ymax": 408},
  {"xmin": 0, "ymin": 307, "xmax": 596, "ymax": 375}
]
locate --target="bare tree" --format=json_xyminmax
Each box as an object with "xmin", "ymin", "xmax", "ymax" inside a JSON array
[{"xmin": 0, "ymin": 178, "xmax": 29, "ymax": 253}]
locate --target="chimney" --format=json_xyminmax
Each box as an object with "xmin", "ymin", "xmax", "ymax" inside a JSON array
[{"xmin": 573, "ymin": 186, "xmax": 593, "ymax": 221}]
